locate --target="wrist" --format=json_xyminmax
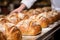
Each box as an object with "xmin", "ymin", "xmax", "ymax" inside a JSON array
[{"xmin": 19, "ymin": 4, "xmax": 26, "ymax": 10}]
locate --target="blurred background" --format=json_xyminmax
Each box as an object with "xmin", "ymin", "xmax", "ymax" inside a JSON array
[{"xmin": 0, "ymin": 0, "xmax": 51, "ymax": 15}]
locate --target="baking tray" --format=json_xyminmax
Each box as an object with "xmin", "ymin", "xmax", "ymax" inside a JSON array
[{"xmin": 22, "ymin": 20, "xmax": 60, "ymax": 40}]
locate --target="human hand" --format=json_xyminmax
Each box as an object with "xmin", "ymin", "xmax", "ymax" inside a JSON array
[
  {"xmin": 10, "ymin": 8, "xmax": 22, "ymax": 14},
  {"xmin": 10, "ymin": 3, "xmax": 26, "ymax": 14}
]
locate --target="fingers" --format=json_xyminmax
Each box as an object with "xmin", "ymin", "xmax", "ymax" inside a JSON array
[
  {"xmin": 10, "ymin": 10, "xmax": 17, "ymax": 14},
  {"xmin": 10, "ymin": 8, "xmax": 21, "ymax": 14}
]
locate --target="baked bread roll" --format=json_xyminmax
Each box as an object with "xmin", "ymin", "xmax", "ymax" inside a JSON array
[
  {"xmin": 3, "ymin": 23, "xmax": 22, "ymax": 40},
  {"xmin": 48, "ymin": 11, "xmax": 58, "ymax": 23},
  {"xmin": 39, "ymin": 17, "xmax": 49, "ymax": 28},
  {"xmin": 0, "ymin": 15, "xmax": 6, "ymax": 18},
  {"xmin": 25, "ymin": 10, "xmax": 34, "ymax": 17},
  {"xmin": 28, "ymin": 9, "xmax": 42, "ymax": 15},
  {"xmin": 35, "ymin": 8, "xmax": 43, "ymax": 13},
  {"xmin": 0, "ymin": 15, "xmax": 7, "ymax": 23},
  {"xmin": 42, "ymin": 7, "xmax": 51, "ymax": 12},
  {"xmin": 17, "ymin": 13, "xmax": 29, "ymax": 20},
  {"xmin": 0, "ymin": 31, "xmax": 6, "ymax": 40},
  {"xmin": 6, "ymin": 13, "xmax": 19, "ymax": 24},
  {"xmin": 7, "ymin": 12, "xmax": 28, "ymax": 24},
  {"xmin": 28, "ymin": 9, "xmax": 34, "ymax": 14},
  {"xmin": 0, "ymin": 23, "xmax": 6, "ymax": 40},
  {"xmin": 52, "ymin": 11, "xmax": 59, "ymax": 21},
  {"xmin": 36, "ymin": 13, "xmax": 50, "ymax": 27},
  {"xmin": 41, "ymin": 12, "xmax": 56, "ymax": 24},
  {"xmin": 37, "ymin": 11, "xmax": 58, "ymax": 24},
  {"xmin": 0, "ymin": 18, "xmax": 9, "ymax": 24},
  {"xmin": 16, "ymin": 19, "xmax": 42, "ymax": 36},
  {"xmin": 22, "ymin": 10, "xmax": 28, "ymax": 14},
  {"xmin": 57, "ymin": 13, "xmax": 60, "ymax": 20},
  {"xmin": 25, "ymin": 9, "xmax": 40, "ymax": 17}
]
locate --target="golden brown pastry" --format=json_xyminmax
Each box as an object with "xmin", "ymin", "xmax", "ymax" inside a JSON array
[
  {"xmin": 0, "ymin": 31, "xmax": 6, "ymax": 40},
  {"xmin": 17, "ymin": 13, "xmax": 27, "ymax": 20},
  {"xmin": 42, "ymin": 7, "xmax": 51, "ymax": 12},
  {"xmin": 6, "ymin": 13, "xmax": 18, "ymax": 24},
  {"xmin": 37, "ymin": 11, "xmax": 58, "ymax": 24},
  {"xmin": 7, "ymin": 12, "xmax": 30, "ymax": 24},
  {"xmin": 53, "ymin": 11, "xmax": 59, "ymax": 21},
  {"xmin": 25, "ymin": 9, "xmax": 34, "ymax": 17},
  {"xmin": 0, "ymin": 18, "xmax": 9, "ymax": 24},
  {"xmin": 0, "ymin": 15, "xmax": 7, "ymax": 24},
  {"xmin": 22, "ymin": 10, "xmax": 28, "ymax": 14},
  {"xmin": 4, "ymin": 23, "xmax": 22, "ymax": 40},
  {"xmin": 57, "ymin": 13, "xmax": 60, "ymax": 20},
  {"xmin": 0, "ymin": 15, "xmax": 6, "ymax": 18},
  {"xmin": 32, "ymin": 10, "xmax": 40, "ymax": 15},
  {"xmin": 17, "ymin": 19, "xmax": 42, "ymax": 36},
  {"xmin": 35, "ymin": 8, "xmax": 43, "ymax": 13},
  {"xmin": 47, "ymin": 11, "xmax": 58, "ymax": 23},
  {"xmin": 25, "ymin": 9, "xmax": 40, "ymax": 17},
  {"xmin": 28, "ymin": 9, "xmax": 34, "ymax": 13},
  {"xmin": 42, "ymin": 12, "xmax": 56, "ymax": 24},
  {"xmin": 39, "ymin": 17, "xmax": 50, "ymax": 28}
]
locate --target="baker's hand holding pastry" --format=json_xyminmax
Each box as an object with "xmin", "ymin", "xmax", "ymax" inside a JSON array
[{"xmin": 11, "ymin": 4, "xmax": 26, "ymax": 13}]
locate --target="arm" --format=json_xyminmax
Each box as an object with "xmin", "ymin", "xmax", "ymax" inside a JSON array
[
  {"xmin": 51, "ymin": 0, "xmax": 60, "ymax": 12},
  {"xmin": 11, "ymin": 0, "xmax": 37, "ymax": 13}
]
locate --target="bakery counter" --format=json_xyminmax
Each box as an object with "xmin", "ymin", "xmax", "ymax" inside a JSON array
[{"xmin": 22, "ymin": 20, "xmax": 60, "ymax": 40}]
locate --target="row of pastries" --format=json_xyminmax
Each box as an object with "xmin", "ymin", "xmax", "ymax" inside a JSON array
[{"xmin": 0, "ymin": 7, "xmax": 60, "ymax": 40}]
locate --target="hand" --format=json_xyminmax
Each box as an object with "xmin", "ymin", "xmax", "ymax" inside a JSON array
[
  {"xmin": 10, "ymin": 4, "xmax": 26, "ymax": 14},
  {"xmin": 10, "ymin": 8, "xmax": 21, "ymax": 14}
]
